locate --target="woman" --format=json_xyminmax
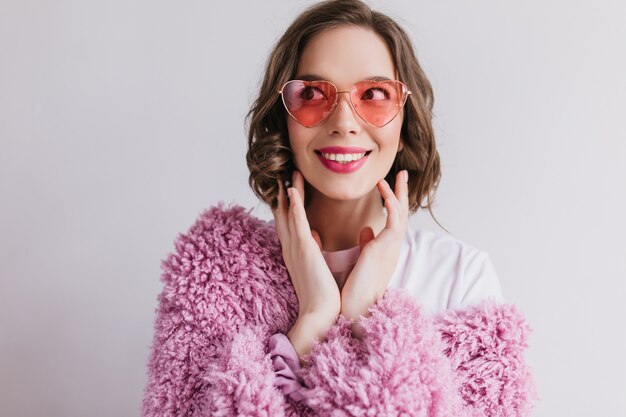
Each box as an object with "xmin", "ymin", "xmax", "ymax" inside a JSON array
[{"xmin": 142, "ymin": 1, "xmax": 536, "ymax": 415}]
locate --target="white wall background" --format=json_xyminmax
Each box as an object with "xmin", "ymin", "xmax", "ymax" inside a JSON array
[{"xmin": 1, "ymin": 1, "xmax": 624, "ymax": 416}]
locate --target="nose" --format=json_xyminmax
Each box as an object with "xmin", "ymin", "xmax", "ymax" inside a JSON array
[{"xmin": 326, "ymin": 91, "xmax": 361, "ymax": 136}]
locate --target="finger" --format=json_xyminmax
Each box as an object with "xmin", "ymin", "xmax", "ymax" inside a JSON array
[
  {"xmin": 393, "ymin": 170, "xmax": 403, "ymax": 199},
  {"xmin": 311, "ymin": 229, "xmax": 323, "ymax": 250},
  {"xmin": 378, "ymin": 179, "xmax": 399, "ymax": 229},
  {"xmin": 384, "ymin": 192, "xmax": 399, "ymax": 230},
  {"xmin": 378, "ymin": 177, "xmax": 397, "ymax": 203},
  {"xmin": 275, "ymin": 177, "xmax": 286, "ymax": 213},
  {"xmin": 388, "ymin": 171, "xmax": 409, "ymax": 233},
  {"xmin": 293, "ymin": 170, "xmax": 306, "ymax": 207},
  {"xmin": 358, "ymin": 226, "xmax": 375, "ymax": 252},
  {"xmin": 290, "ymin": 171, "xmax": 312, "ymax": 240},
  {"xmin": 288, "ymin": 186, "xmax": 310, "ymax": 241},
  {"xmin": 286, "ymin": 171, "xmax": 298, "ymax": 235},
  {"xmin": 287, "ymin": 186, "xmax": 296, "ymax": 238},
  {"xmin": 396, "ymin": 170, "xmax": 410, "ymax": 221},
  {"xmin": 273, "ymin": 178, "xmax": 289, "ymax": 238}
]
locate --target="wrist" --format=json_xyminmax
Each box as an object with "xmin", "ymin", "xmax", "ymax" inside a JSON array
[
  {"xmin": 287, "ymin": 312, "xmax": 337, "ymax": 363},
  {"xmin": 298, "ymin": 302, "xmax": 340, "ymax": 327},
  {"xmin": 340, "ymin": 303, "xmax": 367, "ymax": 321}
]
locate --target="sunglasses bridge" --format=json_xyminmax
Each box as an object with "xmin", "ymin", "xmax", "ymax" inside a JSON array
[{"xmin": 331, "ymin": 90, "xmax": 355, "ymax": 109}]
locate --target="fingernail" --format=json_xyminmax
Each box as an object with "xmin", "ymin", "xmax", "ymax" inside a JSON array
[
  {"xmin": 287, "ymin": 188, "xmax": 292, "ymax": 199},
  {"xmin": 403, "ymin": 170, "xmax": 409, "ymax": 182}
]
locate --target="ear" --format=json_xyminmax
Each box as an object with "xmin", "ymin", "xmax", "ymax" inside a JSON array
[{"xmin": 397, "ymin": 138, "xmax": 404, "ymax": 152}]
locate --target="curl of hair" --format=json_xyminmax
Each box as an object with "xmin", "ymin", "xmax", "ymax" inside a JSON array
[{"xmin": 245, "ymin": 0, "xmax": 446, "ymax": 231}]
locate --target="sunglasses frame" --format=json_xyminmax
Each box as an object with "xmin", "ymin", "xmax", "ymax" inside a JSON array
[{"xmin": 277, "ymin": 79, "xmax": 412, "ymax": 128}]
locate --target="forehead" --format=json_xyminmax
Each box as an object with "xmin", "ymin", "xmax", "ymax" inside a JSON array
[{"xmin": 295, "ymin": 25, "xmax": 396, "ymax": 86}]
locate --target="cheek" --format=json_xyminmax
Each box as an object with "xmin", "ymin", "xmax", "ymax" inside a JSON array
[
  {"xmin": 286, "ymin": 120, "xmax": 315, "ymax": 163},
  {"xmin": 386, "ymin": 117, "xmax": 404, "ymax": 150},
  {"xmin": 286, "ymin": 117, "xmax": 302, "ymax": 145},
  {"xmin": 370, "ymin": 124, "xmax": 403, "ymax": 152},
  {"xmin": 394, "ymin": 110, "xmax": 404, "ymax": 136}
]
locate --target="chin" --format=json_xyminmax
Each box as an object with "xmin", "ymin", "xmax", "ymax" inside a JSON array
[{"xmin": 315, "ymin": 184, "xmax": 372, "ymax": 202}]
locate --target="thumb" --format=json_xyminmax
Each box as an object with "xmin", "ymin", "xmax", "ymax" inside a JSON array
[
  {"xmin": 311, "ymin": 229, "xmax": 323, "ymax": 250},
  {"xmin": 358, "ymin": 226, "xmax": 375, "ymax": 252}
]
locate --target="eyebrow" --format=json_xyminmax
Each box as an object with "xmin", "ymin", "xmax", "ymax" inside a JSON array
[{"xmin": 296, "ymin": 74, "xmax": 393, "ymax": 82}]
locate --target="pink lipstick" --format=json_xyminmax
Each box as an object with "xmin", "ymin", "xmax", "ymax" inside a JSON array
[
  {"xmin": 316, "ymin": 146, "xmax": 369, "ymax": 154},
  {"xmin": 315, "ymin": 146, "xmax": 371, "ymax": 174}
]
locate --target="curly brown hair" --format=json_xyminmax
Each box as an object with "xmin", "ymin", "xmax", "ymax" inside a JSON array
[{"xmin": 245, "ymin": 0, "xmax": 445, "ymax": 230}]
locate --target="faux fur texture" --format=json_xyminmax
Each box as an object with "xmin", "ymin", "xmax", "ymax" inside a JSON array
[{"xmin": 142, "ymin": 203, "xmax": 536, "ymax": 416}]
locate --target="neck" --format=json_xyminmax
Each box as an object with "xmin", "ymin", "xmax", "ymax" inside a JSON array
[{"xmin": 304, "ymin": 186, "xmax": 387, "ymax": 252}]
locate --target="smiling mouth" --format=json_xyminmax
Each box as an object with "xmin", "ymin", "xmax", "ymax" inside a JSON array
[{"xmin": 314, "ymin": 150, "xmax": 372, "ymax": 163}]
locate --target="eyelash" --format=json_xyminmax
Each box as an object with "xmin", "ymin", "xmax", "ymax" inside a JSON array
[{"xmin": 301, "ymin": 86, "xmax": 390, "ymax": 100}]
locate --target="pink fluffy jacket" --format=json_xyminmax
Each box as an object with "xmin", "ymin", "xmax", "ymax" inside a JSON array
[{"xmin": 141, "ymin": 203, "xmax": 537, "ymax": 417}]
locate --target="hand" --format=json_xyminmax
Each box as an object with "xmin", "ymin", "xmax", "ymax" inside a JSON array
[
  {"xmin": 340, "ymin": 170, "xmax": 410, "ymax": 339},
  {"xmin": 272, "ymin": 170, "xmax": 341, "ymax": 357}
]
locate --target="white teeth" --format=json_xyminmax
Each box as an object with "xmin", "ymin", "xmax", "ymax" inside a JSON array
[{"xmin": 321, "ymin": 152, "xmax": 366, "ymax": 163}]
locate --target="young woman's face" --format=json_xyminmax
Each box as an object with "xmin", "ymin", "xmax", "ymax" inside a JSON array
[{"xmin": 287, "ymin": 25, "xmax": 404, "ymax": 203}]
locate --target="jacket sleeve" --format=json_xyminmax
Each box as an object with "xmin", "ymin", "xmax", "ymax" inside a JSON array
[
  {"xmin": 141, "ymin": 282, "xmax": 295, "ymax": 416},
  {"xmin": 273, "ymin": 288, "xmax": 536, "ymax": 417},
  {"xmin": 141, "ymin": 204, "xmax": 303, "ymax": 417},
  {"xmin": 295, "ymin": 288, "xmax": 468, "ymax": 416},
  {"xmin": 434, "ymin": 301, "xmax": 538, "ymax": 417},
  {"xmin": 203, "ymin": 324, "xmax": 313, "ymax": 417},
  {"xmin": 141, "ymin": 259, "xmax": 217, "ymax": 416}
]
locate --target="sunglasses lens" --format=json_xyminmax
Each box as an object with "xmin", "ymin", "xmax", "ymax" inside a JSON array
[
  {"xmin": 280, "ymin": 80, "xmax": 409, "ymax": 127},
  {"xmin": 281, "ymin": 81, "xmax": 336, "ymax": 127},
  {"xmin": 352, "ymin": 81, "xmax": 408, "ymax": 127}
]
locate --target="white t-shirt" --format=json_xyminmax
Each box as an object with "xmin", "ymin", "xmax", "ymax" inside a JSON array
[{"xmin": 321, "ymin": 225, "xmax": 505, "ymax": 315}]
